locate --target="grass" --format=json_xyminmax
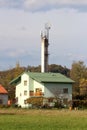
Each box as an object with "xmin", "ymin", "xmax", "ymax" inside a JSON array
[{"xmin": 0, "ymin": 108, "xmax": 87, "ymax": 130}]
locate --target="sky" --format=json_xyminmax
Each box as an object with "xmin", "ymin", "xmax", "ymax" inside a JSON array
[{"xmin": 0, "ymin": 0, "xmax": 87, "ymax": 70}]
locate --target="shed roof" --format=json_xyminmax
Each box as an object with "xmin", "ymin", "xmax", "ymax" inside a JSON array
[
  {"xmin": 10, "ymin": 72, "xmax": 74, "ymax": 85},
  {"xmin": 0, "ymin": 84, "xmax": 8, "ymax": 94}
]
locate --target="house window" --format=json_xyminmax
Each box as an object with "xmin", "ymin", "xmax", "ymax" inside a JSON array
[
  {"xmin": 63, "ymin": 88, "xmax": 68, "ymax": 94},
  {"xmin": 24, "ymin": 90, "xmax": 27, "ymax": 96},
  {"xmin": 30, "ymin": 91, "xmax": 34, "ymax": 96},
  {"xmin": 24, "ymin": 80, "xmax": 27, "ymax": 86},
  {"xmin": 24, "ymin": 100, "xmax": 27, "ymax": 104},
  {"xmin": 0, "ymin": 99, "xmax": 2, "ymax": 104},
  {"xmin": 35, "ymin": 88, "xmax": 42, "ymax": 96},
  {"xmin": 36, "ymin": 88, "xmax": 42, "ymax": 92}
]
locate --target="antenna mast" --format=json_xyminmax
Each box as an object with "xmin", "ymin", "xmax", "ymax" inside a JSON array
[
  {"xmin": 41, "ymin": 23, "xmax": 51, "ymax": 73},
  {"xmin": 45, "ymin": 23, "xmax": 51, "ymax": 41}
]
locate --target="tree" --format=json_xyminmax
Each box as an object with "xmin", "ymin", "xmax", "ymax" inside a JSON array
[
  {"xmin": 26, "ymin": 65, "xmax": 41, "ymax": 72},
  {"xmin": 70, "ymin": 61, "xmax": 87, "ymax": 98},
  {"xmin": 48, "ymin": 64, "xmax": 70, "ymax": 76},
  {"xmin": 79, "ymin": 78, "xmax": 87, "ymax": 97}
]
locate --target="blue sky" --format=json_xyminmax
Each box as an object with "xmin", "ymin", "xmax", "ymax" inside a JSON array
[{"xmin": 0, "ymin": 0, "xmax": 87, "ymax": 70}]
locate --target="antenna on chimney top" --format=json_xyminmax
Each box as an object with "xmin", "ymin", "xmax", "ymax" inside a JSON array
[
  {"xmin": 45, "ymin": 23, "xmax": 51, "ymax": 40},
  {"xmin": 41, "ymin": 23, "xmax": 51, "ymax": 73}
]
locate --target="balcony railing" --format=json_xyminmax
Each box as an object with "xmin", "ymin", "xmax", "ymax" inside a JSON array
[{"xmin": 30, "ymin": 91, "xmax": 44, "ymax": 97}]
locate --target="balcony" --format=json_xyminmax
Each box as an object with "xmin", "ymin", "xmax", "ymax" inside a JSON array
[{"xmin": 29, "ymin": 91, "xmax": 44, "ymax": 97}]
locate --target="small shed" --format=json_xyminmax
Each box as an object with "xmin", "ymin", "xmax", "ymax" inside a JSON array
[{"xmin": 0, "ymin": 84, "xmax": 8, "ymax": 105}]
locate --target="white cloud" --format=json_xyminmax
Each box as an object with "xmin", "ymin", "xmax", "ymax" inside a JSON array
[
  {"xmin": 0, "ymin": 0, "xmax": 21, "ymax": 8},
  {"xmin": 0, "ymin": 6, "xmax": 87, "ymax": 69},
  {"xmin": 0, "ymin": 0, "xmax": 87, "ymax": 12},
  {"xmin": 7, "ymin": 49, "xmax": 26, "ymax": 58},
  {"xmin": 24, "ymin": 0, "xmax": 87, "ymax": 7},
  {"xmin": 23, "ymin": 0, "xmax": 87, "ymax": 11},
  {"xmin": 67, "ymin": 53, "xmax": 87, "ymax": 61},
  {"xmin": 24, "ymin": 0, "xmax": 87, "ymax": 11}
]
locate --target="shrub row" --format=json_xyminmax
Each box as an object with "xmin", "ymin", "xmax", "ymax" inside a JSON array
[{"xmin": 72, "ymin": 100, "xmax": 87, "ymax": 108}]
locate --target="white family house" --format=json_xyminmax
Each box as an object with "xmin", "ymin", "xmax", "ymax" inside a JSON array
[{"xmin": 10, "ymin": 72, "xmax": 74, "ymax": 108}]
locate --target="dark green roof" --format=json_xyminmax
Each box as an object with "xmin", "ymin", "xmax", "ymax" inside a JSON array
[
  {"xmin": 10, "ymin": 72, "xmax": 74, "ymax": 85},
  {"xmin": 29, "ymin": 72, "xmax": 74, "ymax": 83}
]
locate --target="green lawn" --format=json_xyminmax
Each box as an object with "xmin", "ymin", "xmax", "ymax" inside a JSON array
[{"xmin": 0, "ymin": 109, "xmax": 87, "ymax": 130}]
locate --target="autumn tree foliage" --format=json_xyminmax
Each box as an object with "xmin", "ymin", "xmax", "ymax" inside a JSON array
[
  {"xmin": 0, "ymin": 64, "xmax": 25, "ymax": 100},
  {"xmin": 27, "ymin": 97, "xmax": 43, "ymax": 107},
  {"xmin": 70, "ymin": 61, "xmax": 87, "ymax": 99},
  {"xmin": 48, "ymin": 64, "xmax": 70, "ymax": 77},
  {"xmin": 79, "ymin": 79, "xmax": 87, "ymax": 97}
]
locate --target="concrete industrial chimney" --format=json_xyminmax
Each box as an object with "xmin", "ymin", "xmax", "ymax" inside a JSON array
[{"xmin": 41, "ymin": 23, "xmax": 51, "ymax": 73}]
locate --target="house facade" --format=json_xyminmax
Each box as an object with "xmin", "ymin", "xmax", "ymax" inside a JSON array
[
  {"xmin": 0, "ymin": 84, "xmax": 8, "ymax": 105},
  {"xmin": 10, "ymin": 72, "xmax": 74, "ymax": 108}
]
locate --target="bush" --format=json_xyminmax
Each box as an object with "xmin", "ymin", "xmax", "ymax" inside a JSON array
[
  {"xmin": 27, "ymin": 97, "xmax": 43, "ymax": 108},
  {"xmin": 0, "ymin": 104, "xmax": 10, "ymax": 108},
  {"xmin": 72, "ymin": 100, "xmax": 87, "ymax": 109}
]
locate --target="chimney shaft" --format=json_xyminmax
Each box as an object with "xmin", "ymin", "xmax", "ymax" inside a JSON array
[
  {"xmin": 41, "ymin": 36, "xmax": 49, "ymax": 73},
  {"xmin": 41, "ymin": 23, "xmax": 51, "ymax": 73}
]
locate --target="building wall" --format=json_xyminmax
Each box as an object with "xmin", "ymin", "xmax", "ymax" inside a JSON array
[
  {"xmin": 16, "ymin": 73, "xmax": 30, "ymax": 108},
  {"xmin": 44, "ymin": 83, "xmax": 72, "ymax": 101},
  {"xmin": 33, "ymin": 81, "xmax": 72, "ymax": 101},
  {"xmin": 33, "ymin": 80, "xmax": 44, "ymax": 93},
  {"xmin": 29, "ymin": 77, "xmax": 34, "ymax": 90},
  {"xmin": 0, "ymin": 94, "xmax": 8, "ymax": 105}
]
